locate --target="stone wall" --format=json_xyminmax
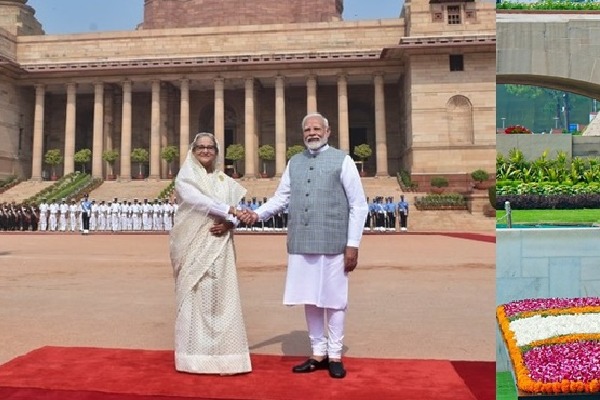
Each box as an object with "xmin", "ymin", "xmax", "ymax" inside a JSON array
[
  {"xmin": 0, "ymin": 79, "xmax": 34, "ymax": 179},
  {"xmin": 15, "ymin": 19, "xmax": 403, "ymax": 65},
  {"xmin": 142, "ymin": 0, "xmax": 343, "ymax": 29},
  {"xmin": 496, "ymin": 134, "xmax": 600, "ymax": 160},
  {"xmin": 404, "ymin": 0, "xmax": 495, "ymax": 37},
  {"xmin": 0, "ymin": 1, "xmax": 43, "ymax": 36},
  {"xmin": 496, "ymin": 134, "xmax": 573, "ymax": 160},
  {"xmin": 496, "ymin": 228, "xmax": 600, "ymax": 371},
  {"xmin": 407, "ymin": 52, "xmax": 496, "ymax": 176}
]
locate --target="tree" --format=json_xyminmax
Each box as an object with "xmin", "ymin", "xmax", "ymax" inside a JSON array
[
  {"xmin": 102, "ymin": 149, "xmax": 119, "ymax": 177},
  {"xmin": 286, "ymin": 145, "xmax": 304, "ymax": 160},
  {"xmin": 258, "ymin": 144, "xmax": 275, "ymax": 177},
  {"xmin": 160, "ymin": 145, "xmax": 179, "ymax": 177},
  {"xmin": 131, "ymin": 148, "xmax": 149, "ymax": 178},
  {"xmin": 225, "ymin": 144, "xmax": 244, "ymax": 177},
  {"xmin": 44, "ymin": 149, "xmax": 63, "ymax": 179},
  {"xmin": 74, "ymin": 148, "xmax": 92, "ymax": 173},
  {"xmin": 353, "ymin": 144, "xmax": 372, "ymax": 174}
]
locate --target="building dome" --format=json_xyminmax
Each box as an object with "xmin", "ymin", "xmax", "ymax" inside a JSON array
[{"xmin": 142, "ymin": 0, "xmax": 343, "ymax": 30}]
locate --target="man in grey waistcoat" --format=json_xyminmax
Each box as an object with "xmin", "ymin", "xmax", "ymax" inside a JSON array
[{"xmin": 240, "ymin": 112, "xmax": 368, "ymax": 379}]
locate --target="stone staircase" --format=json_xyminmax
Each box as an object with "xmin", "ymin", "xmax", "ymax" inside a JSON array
[
  {"xmin": 0, "ymin": 181, "xmax": 54, "ymax": 204},
  {"xmin": 239, "ymin": 176, "xmax": 403, "ymax": 201}
]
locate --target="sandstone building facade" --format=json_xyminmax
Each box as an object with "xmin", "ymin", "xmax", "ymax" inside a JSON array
[{"xmin": 0, "ymin": 0, "xmax": 495, "ymax": 190}]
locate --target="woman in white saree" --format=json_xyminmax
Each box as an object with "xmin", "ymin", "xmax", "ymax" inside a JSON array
[{"xmin": 170, "ymin": 132, "xmax": 251, "ymax": 375}]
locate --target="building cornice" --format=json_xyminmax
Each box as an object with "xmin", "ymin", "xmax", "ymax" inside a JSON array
[
  {"xmin": 382, "ymin": 34, "xmax": 496, "ymax": 58},
  {"xmin": 17, "ymin": 50, "xmax": 384, "ymax": 76}
]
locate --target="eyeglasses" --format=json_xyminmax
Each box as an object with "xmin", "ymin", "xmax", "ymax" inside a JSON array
[{"xmin": 193, "ymin": 145, "xmax": 216, "ymax": 152}]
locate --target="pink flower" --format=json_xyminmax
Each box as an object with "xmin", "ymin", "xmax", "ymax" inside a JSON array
[{"xmin": 523, "ymin": 342, "xmax": 600, "ymax": 383}]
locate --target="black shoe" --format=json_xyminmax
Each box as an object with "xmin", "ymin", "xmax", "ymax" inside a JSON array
[
  {"xmin": 292, "ymin": 357, "xmax": 329, "ymax": 373},
  {"xmin": 328, "ymin": 361, "xmax": 346, "ymax": 379}
]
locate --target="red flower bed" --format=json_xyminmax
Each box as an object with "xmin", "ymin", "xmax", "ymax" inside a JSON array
[{"xmin": 504, "ymin": 124, "xmax": 532, "ymax": 134}]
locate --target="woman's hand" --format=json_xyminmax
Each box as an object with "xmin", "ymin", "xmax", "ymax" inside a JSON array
[{"xmin": 210, "ymin": 219, "xmax": 234, "ymax": 237}]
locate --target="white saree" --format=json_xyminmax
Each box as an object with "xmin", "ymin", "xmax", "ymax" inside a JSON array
[{"xmin": 169, "ymin": 151, "xmax": 251, "ymax": 374}]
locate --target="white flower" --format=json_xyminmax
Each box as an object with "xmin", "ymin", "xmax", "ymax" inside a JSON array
[{"xmin": 509, "ymin": 314, "xmax": 600, "ymax": 347}]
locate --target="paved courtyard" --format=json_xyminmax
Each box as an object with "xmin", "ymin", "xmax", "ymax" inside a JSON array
[{"xmin": 0, "ymin": 232, "xmax": 495, "ymax": 365}]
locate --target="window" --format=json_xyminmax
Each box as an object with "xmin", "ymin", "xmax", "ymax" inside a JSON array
[
  {"xmin": 449, "ymin": 54, "xmax": 464, "ymax": 71},
  {"xmin": 447, "ymin": 5, "xmax": 461, "ymax": 25}
]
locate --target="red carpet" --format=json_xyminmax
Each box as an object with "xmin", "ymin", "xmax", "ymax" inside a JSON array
[{"xmin": 0, "ymin": 347, "xmax": 493, "ymax": 400}]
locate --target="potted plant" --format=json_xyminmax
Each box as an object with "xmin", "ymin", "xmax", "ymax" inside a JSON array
[
  {"xmin": 102, "ymin": 149, "xmax": 119, "ymax": 180},
  {"xmin": 353, "ymin": 144, "xmax": 372, "ymax": 177},
  {"xmin": 258, "ymin": 144, "xmax": 275, "ymax": 178},
  {"xmin": 225, "ymin": 144, "xmax": 244, "ymax": 178},
  {"xmin": 131, "ymin": 148, "xmax": 149, "ymax": 179},
  {"xmin": 430, "ymin": 176, "xmax": 449, "ymax": 194},
  {"xmin": 286, "ymin": 145, "xmax": 305, "ymax": 160},
  {"xmin": 160, "ymin": 145, "xmax": 179, "ymax": 178},
  {"xmin": 471, "ymin": 169, "xmax": 490, "ymax": 190},
  {"xmin": 44, "ymin": 149, "xmax": 63, "ymax": 181},
  {"xmin": 74, "ymin": 148, "xmax": 92, "ymax": 174}
]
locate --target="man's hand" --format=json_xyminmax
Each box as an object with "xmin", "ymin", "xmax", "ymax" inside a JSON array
[
  {"xmin": 344, "ymin": 246, "xmax": 359, "ymax": 273},
  {"xmin": 210, "ymin": 219, "xmax": 234, "ymax": 237}
]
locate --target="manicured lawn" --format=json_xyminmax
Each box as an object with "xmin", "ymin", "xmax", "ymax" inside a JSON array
[{"xmin": 496, "ymin": 209, "xmax": 600, "ymax": 225}]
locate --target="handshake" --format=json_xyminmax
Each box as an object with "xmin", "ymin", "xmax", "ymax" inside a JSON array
[{"xmin": 236, "ymin": 209, "xmax": 259, "ymax": 225}]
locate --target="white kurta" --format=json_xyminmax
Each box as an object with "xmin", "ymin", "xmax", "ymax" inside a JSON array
[
  {"xmin": 256, "ymin": 145, "xmax": 369, "ymax": 310},
  {"xmin": 170, "ymin": 151, "xmax": 250, "ymax": 374}
]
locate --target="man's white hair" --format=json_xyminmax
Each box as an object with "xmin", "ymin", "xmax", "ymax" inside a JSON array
[{"xmin": 301, "ymin": 112, "xmax": 329, "ymax": 130}]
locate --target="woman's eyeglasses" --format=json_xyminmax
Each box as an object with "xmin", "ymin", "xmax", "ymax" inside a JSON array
[{"xmin": 193, "ymin": 145, "xmax": 216, "ymax": 152}]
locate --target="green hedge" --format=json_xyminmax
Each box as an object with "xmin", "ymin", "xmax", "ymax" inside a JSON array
[
  {"xmin": 415, "ymin": 193, "xmax": 467, "ymax": 210},
  {"xmin": 497, "ymin": 0, "xmax": 600, "ymax": 10}
]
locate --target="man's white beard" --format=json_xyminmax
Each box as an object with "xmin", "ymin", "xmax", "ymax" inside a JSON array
[{"xmin": 305, "ymin": 137, "xmax": 327, "ymax": 150}]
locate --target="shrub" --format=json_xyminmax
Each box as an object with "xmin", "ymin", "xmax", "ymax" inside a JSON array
[
  {"xmin": 430, "ymin": 176, "xmax": 449, "ymax": 188},
  {"xmin": 258, "ymin": 144, "xmax": 275, "ymax": 176},
  {"xmin": 74, "ymin": 149, "xmax": 92, "ymax": 173},
  {"xmin": 44, "ymin": 149, "xmax": 63, "ymax": 177},
  {"xmin": 471, "ymin": 169, "xmax": 490, "ymax": 183},
  {"xmin": 102, "ymin": 149, "xmax": 119, "ymax": 177},
  {"xmin": 286, "ymin": 145, "xmax": 305, "ymax": 160},
  {"xmin": 225, "ymin": 144, "xmax": 244, "ymax": 176}
]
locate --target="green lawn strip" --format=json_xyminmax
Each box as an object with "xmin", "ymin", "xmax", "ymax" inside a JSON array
[
  {"xmin": 497, "ymin": 371, "xmax": 517, "ymax": 400},
  {"xmin": 496, "ymin": 209, "xmax": 600, "ymax": 225}
]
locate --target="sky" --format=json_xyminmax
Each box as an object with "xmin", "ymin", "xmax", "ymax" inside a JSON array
[{"xmin": 26, "ymin": 0, "xmax": 404, "ymax": 35}]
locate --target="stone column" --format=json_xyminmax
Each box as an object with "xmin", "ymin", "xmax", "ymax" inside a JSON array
[
  {"xmin": 150, "ymin": 80, "xmax": 161, "ymax": 179},
  {"xmin": 337, "ymin": 74, "xmax": 350, "ymax": 154},
  {"xmin": 214, "ymin": 78, "xmax": 225, "ymax": 168},
  {"xmin": 160, "ymin": 83, "xmax": 169, "ymax": 177},
  {"xmin": 275, "ymin": 75, "xmax": 286, "ymax": 176},
  {"xmin": 374, "ymin": 73, "xmax": 389, "ymax": 176},
  {"xmin": 179, "ymin": 78, "xmax": 190, "ymax": 169},
  {"xmin": 244, "ymin": 78, "xmax": 256, "ymax": 178},
  {"xmin": 92, "ymin": 82, "xmax": 104, "ymax": 179},
  {"xmin": 31, "ymin": 84, "xmax": 45, "ymax": 181},
  {"xmin": 120, "ymin": 81, "xmax": 132, "ymax": 180},
  {"xmin": 63, "ymin": 83, "xmax": 77, "ymax": 175},
  {"xmin": 307, "ymin": 75, "xmax": 317, "ymax": 114}
]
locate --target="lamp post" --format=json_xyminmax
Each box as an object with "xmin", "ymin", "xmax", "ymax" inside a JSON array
[
  {"xmin": 553, "ymin": 117, "xmax": 559, "ymax": 129},
  {"xmin": 501, "ymin": 117, "xmax": 506, "ymax": 129}
]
